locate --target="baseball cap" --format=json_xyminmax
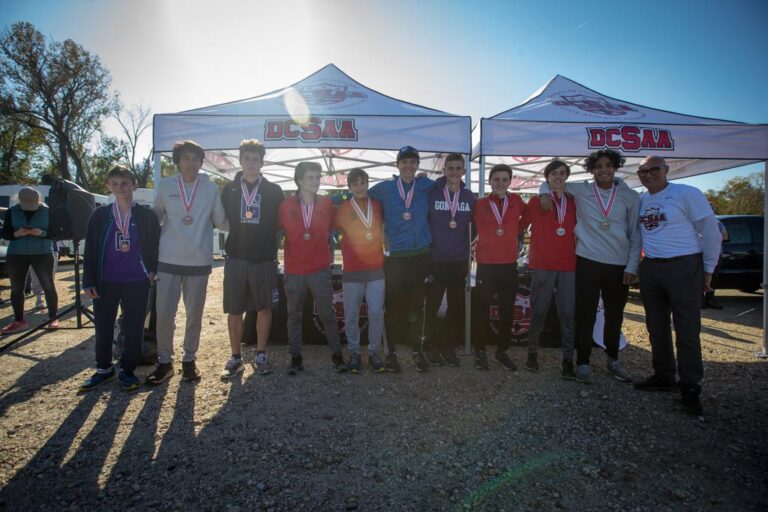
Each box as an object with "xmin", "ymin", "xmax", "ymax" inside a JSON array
[{"xmin": 396, "ymin": 145, "xmax": 419, "ymax": 162}]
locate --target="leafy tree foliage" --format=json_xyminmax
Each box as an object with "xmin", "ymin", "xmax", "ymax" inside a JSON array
[{"xmin": 706, "ymin": 172, "xmax": 765, "ymax": 215}]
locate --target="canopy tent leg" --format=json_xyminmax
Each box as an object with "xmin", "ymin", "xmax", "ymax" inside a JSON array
[
  {"xmin": 758, "ymin": 160, "xmax": 768, "ymax": 359},
  {"xmin": 153, "ymin": 153, "xmax": 161, "ymax": 199},
  {"xmin": 464, "ymin": 156, "xmax": 473, "ymax": 356}
]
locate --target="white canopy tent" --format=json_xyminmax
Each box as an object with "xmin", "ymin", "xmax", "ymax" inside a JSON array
[
  {"xmin": 474, "ymin": 74, "xmax": 768, "ymax": 355},
  {"xmin": 152, "ymin": 64, "xmax": 472, "ymax": 188}
]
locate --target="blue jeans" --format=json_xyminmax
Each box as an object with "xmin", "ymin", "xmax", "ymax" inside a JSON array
[{"xmin": 342, "ymin": 278, "xmax": 385, "ymax": 355}]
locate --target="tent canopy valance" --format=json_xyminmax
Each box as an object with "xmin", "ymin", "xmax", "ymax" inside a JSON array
[
  {"xmin": 472, "ymin": 75, "xmax": 768, "ymax": 191},
  {"xmin": 152, "ymin": 64, "xmax": 472, "ymax": 189}
]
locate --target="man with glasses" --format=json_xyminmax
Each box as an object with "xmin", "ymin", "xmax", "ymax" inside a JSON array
[{"xmin": 634, "ymin": 156, "xmax": 721, "ymax": 417}]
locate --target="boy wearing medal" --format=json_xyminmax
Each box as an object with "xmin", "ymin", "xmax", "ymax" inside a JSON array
[
  {"xmin": 424, "ymin": 153, "xmax": 475, "ymax": 367},
  {"xmin": 521, "ymin": 160, "xmax": 577, "ymax": 377},
  {"xmin": 538, "ymin": 149, "xmax": 641, "ymax": 384},
  {"xmin": 147, "ymin": 140, "xmax": 228, "ymax": 385},
  {"xmin": 279, "ymin": 161, "xmax": 346, "ymax": 374},
  {"xmin": 219, "ymin": 140, "xmax": 284, "ymax": 379},
  {"xmin": 368, "ymin": 146, "xmax": 435, "ymax": 373},
  {"xmin": 472, "ymin": 164, "xmax": 526, "ymax": 371},
  {"xmin": 80, "ymin": 165, "xmax": 160, "ymax": 392},
  {"xmin": 333, "ymin": 168, "xmax": 386, "ymax": 373}
]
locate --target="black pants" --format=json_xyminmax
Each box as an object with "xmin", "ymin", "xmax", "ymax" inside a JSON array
[
  {"xmin": 473, "ymin": 263, "xmax": 518, "ymax": 352},
  {"xmin": 424, "ymin": 259, "xmax": 468, "ymax": 351},
  {"xmin": 384, "ymin": 253, "xmax": 429, "ymax": 353},
  {"xmin": 574, "ymin": 256, "xmax": 628, "ymax": 365},
  {"xmin": 94, "ymin": 279, "xmax": 151, "ymax": 373},
  {"xmin": 6, "ymin": 253, "xmax": 57, "ymax": 321},
  {"xmin": 639, "ymin": 254, "xmax": 704, "ymax": 391}
]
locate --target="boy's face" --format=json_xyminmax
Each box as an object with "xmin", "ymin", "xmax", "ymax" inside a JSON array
[
  {"xmin": 443, "ymin": 159, "xmax": 464, "ymax": 188},
  {"xmin": 546, "ymin": 165, "xmax": 569, "ymax": 190},
  {"xmin": 591, "ymin": 156, "xmax": 616, "ymax": 187},
  {"xmin": 178, "ymin": 150, "xmax": 203, "ymax": 175},
  {"xmin": 348, "ymin": 177, "xmax": 369, "ymax": 199},
  {"xmin": 489, "ymin": 171, "xmax": 511, "ymax": 197},
  {"xmin": 397, "ymin": 157, "xmax": 419, "ymax": 182},
  {"xmin": 107, "ymin": 177, "xmax": 135, "ymax": 197},
  {"xmin": 239, "ymin": 151, "xmax": 263, "ymax": 183},
  {"xmin": 299, "ymin": 170, "xmax": 321, "ymax": 195}
]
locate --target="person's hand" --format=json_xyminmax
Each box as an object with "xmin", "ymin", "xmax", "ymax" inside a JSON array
[
  {"xmin": 148, "ymin": 272, "xmax": 156, "ymax": 282},
  {"xmin": 14, "ymin": 228, "xmax": 29, "ymax": 238},
  {"xmin": 27, "ymin": 228, "xmax": 43, "ymax": 237},
  {"xmin": 703, "ymin": 272, "xmax": 714, "ymax": 293},
  {"xmin": 622, "ymin": 272, "xmax": 636, "ymax": 285},
  {"xmin": 539, "ymin": 194, "xmax": 553, "ymax": 212},
  {"xmin": 85, "ymin": 287, "xmax": 99, "ymax": 299}
]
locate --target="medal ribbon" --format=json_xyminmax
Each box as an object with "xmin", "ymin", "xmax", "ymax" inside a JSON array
[
  {"xmin": 177, "ymin": 175, "xmax": 200, "ymax": 216},
  {"xmin": 443, "ymin": 185, "xmax": 459, "ymax": 221},
  {"xmin": 112, "ymin": 202, "xmax": 131, "ymax": 239},
  {"xmin": 300, "ymin": 197, "xmax": 314, "ymax": 233},
  {"xmin": 241, "ymin": 177, "xmax": 261, "ymax": 211},
  {"xmin": 489, "ymin": 194, "xmax": 508, "ymax": 228},
  {"xmin": 592, "ymin": 181, "xmax": 617, "ymax": 220},
  {"xmin": 350, "ymin": 197, "xmax": 372, "ymax": 230},
  {"xmin": 396, "ymin": 177, "xmax": 414, "ymax": 211},
  {"xmin": 550, "ymin": 191, "xmax": 567, "ymax": 226}
]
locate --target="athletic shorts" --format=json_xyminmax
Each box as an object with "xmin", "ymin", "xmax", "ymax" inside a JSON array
[{"xmin": 223, "ymin": 258, "xmax": 279, "ymax": 314}]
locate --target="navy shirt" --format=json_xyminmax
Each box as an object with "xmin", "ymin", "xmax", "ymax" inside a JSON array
[{"xmin": 428, "ymin": 181, "xmax": 475, "ymax": 262}]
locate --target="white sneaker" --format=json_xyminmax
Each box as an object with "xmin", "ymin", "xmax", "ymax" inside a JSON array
[
  {"xmin": 220, "ymin": 357, "xmax": 244, "ymax": 380},
  {"xmin": 606, "ymin": 358, "xmax": 633, "ymax": 382},
  {"xmin": 255, "ymin": 353, "xmax": 272, "ymax": 375}
]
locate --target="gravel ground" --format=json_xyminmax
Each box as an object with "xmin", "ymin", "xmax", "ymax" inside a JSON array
[{"xmin": 0, "ymin": 260, "xmax": 766, "ymax": 511}]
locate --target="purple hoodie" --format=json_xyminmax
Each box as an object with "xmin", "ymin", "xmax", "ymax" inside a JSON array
[{"xmin": 428, "ymin": 177, "xmax": 475, "ymax": 262}]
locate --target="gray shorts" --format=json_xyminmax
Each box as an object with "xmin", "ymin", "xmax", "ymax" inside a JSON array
[{"xmin": 223, "ymin": 258, "xmax": 279, "ymax": 314}]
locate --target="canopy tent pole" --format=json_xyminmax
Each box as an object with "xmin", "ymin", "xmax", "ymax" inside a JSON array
[
  {"xmin": 759, "ymin": 160, "xmax": 768, "ymax": 358},
  {"xmin": 152, "ymin": 152, "xmax": 161, "ymax": 199},
  {"xmin": 464, "ymin": 156, "xmax": 472, "ymax": 355},
  {"xmin": 479, "ymin": 156, "xmax": 486, "ymax": 197}
]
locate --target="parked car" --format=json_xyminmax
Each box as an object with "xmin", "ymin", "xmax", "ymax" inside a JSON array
[{"xmin": 716, "ymin": 215, "xmax": 764, "ymax": 293}]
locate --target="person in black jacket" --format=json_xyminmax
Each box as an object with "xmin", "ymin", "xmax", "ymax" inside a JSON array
[
  {"xmin": 219, "ymin": 139, "xmax": 284, "ymax": 379},
  {"xmin": 79, "ymin": 165, "xmax": 160, "ymax": 392}
]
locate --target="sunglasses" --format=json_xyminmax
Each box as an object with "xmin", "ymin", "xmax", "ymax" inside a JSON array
[{"xmin": 637, "ymin": 166, "xmax": 663, "ymax": 176}]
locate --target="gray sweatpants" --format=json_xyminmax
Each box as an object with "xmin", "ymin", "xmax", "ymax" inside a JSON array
[
  {"xmin": 527, "ymin": 268, "xmax": 575, "ymax": 362},
  {"xmin": 156, "ymin": 271, "xmax": 209, "ymax": 364},
  {"xmin": 284, "ymin": 268, "xmax": 342, "ymax": 356}
]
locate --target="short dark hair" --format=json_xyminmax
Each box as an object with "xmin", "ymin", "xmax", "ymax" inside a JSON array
[
  {"xmin": 294, "ymin": 161, "xmax": 322, "ymax": 188},
  {"xmin": 239, "ymin": 139, "xmax": 265, "ymax": 159},
  {"xmin": 543, "ymin": 160, "xmax": 570, "ymax": 179},
  {"xmin": 106, "ymin": 164, "xmax": 136, "ymax": 185},
  {"xmin": 488, "ymin": 164, "xmax": 512, "ymax": 180},
  {"xmin": 583, "ymin": 149, "xmax": 624, "ymax": 172},
  {"xmin": 444, "ymin": 153, "xmax": 465, "ymax": 166},
  {"xmin": 172, "ymin": 140, "xmax": 205, "ymax": 165},
  {"xmin": 347, "ymin": 168, "xmax": 368, "ymax": 185}
]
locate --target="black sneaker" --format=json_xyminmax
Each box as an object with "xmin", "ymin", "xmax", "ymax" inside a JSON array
[
  {"xmin": 385, "ymin": 353, "xmax": 402, "ymax": 373},
  {"xmin": 369, "ymin": 353, "xmax": 386, "ymax": 373},
  {"xmin": 145, "ymin": 363, "xmax": 174, "ymax": 386},
  {"xmin": 332, "ymin": 352, "xmax": 348, "ymax": 373},
  {"xmin": 412, "ymin": 350, "xmax": 430, "ymax": 372},
  {"xmin": 524, "ymin": 352, "xmax": 539, "ymax": 372},
  {"xmin": 474, "ymin": 351, "xmax": 489, "ymax": 371},
  {"xmin": 442, "ymin": 350, "xmax": 460, "ymax": 367},
  {"xmin": 181, "ymin": 361, "xmax": 201, "ymax": 382},
  {"xmin": 494, "ymin": 351, "xmax": 517, "ymax": 371},
  {"xmin": 347, "ymin": 353, "xmax": 362, "ymax": 374},
  {"xmin": 633, "ymin": 374, "xmax": 676, "ymax": 392},
  {"xmin": 287, "ymin": 354, "xmax": 304, "ymax": 376},
  {"xmin": 704, "ymin": 297, "xmax": 723, "ymax": 310},
  {"xmin": 680, "ymin": 390, "xmax": 704, "ymax": 417},
  {"xmin": 426, "ymin": 349, "xmax": 445, "ymax": 367},
  {"xmin": 561, "ymin": 360, "xmax": 576, "ymax": 380}
]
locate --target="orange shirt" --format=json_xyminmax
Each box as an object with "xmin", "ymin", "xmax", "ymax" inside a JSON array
[{"xmin": 333, "ymin": 197, "xmax": 385, "ymax": 273}]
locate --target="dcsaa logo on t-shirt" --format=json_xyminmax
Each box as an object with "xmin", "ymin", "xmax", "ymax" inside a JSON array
[{"xmin": 638, "ymin": 204, "xmax": 668, "ymax": 232}]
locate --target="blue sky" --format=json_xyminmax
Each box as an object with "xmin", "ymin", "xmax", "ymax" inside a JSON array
[{"xmin": 1, "ymin": 0, "xmax": 766, "ymax": 192}]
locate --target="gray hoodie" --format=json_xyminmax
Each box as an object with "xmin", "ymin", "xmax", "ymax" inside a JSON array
[{"xmin": 154, "ymin": 174, "xmax": 228, "ymax": 272}]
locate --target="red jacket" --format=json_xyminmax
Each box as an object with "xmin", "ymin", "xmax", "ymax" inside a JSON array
[
  {"xmin": 278, "ymin": 194, "xmax": 334, "ymax": 275},
  {"xmin": 333, "ymin": 197, "xmax": 384, "ymax": 273},
  {"xmin": 472, "ymin": 193, "xmax": 526, "ymax": 265},
  {"xmin": 521, "ymin": 195, "xmax": 577, "ymax": 271}
]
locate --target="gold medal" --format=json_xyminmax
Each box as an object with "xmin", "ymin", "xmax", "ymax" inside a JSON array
[
  {"xmin": 365, "ymin": 231, "xmax": 374, "ymax": 241},
  {"xmin": 601, "ymin": 221, "xmax": 610, "ymax": 230}
]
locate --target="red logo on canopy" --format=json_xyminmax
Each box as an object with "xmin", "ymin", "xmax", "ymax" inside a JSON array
[
  {"xmin": 586, "ymin": 126, "xmax": 674, "ymax": 152},
  {"xmin": 264, "ymin": 117, "xmax": 359, "ymax": 143}
]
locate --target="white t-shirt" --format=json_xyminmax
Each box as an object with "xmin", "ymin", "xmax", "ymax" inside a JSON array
[{"xmin": 638, "ymin": 183, "xmax": 711, "ymax": 258}]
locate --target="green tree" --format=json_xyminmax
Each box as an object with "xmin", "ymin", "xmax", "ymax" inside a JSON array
[
  {"xmin": 0, "ymin": 116, "xmax": 46, "ymax": 184},
  {"xmin": 0, "ymin": 21, "xmax": 115, "ymax": 189},
  {"xmin": 706, "ymin": 172, "xmax": 765, "ymax": 215}
]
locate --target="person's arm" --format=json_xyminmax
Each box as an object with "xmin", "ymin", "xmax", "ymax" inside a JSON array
[
  {"xmin": 518, "ymin": 197, "xmax": 531, "ymax": 233},
  {"xmin": 82, "ymin": 211, "xmax": 99, "ymax": 298},
  {"xmin": 211, "ymin": 187, "xmax": 229, "ymax": 231},
  {"xmin": 2, "ymin": 209, "xmax": 17, "ymax": 240},
  {"xmin": 153, "ymin": 182, "xmax": 167, "ymax": 225},
  {"xmin": 623, "ymin": 194, "xmax": 642, "ymax": 282},
  {"xmin": 694, "ymin": 215, "xmax": 722, "ymax": 292}
]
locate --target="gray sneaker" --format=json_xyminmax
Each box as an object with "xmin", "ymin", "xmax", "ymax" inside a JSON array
[
  {"xmin": 220, "ymin": 357, "xmax": 244, "ymax": 380},
  {"xmin": 575, "ymin": 364, "xmax": 592, "ymax": 384},
  {"xmin": 255, "ymin": 353, "xmax": 272, "ymax": 375},
  {"xmin": 606, "ymin": 358, "xmax": 632, "ymax": 382}
]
